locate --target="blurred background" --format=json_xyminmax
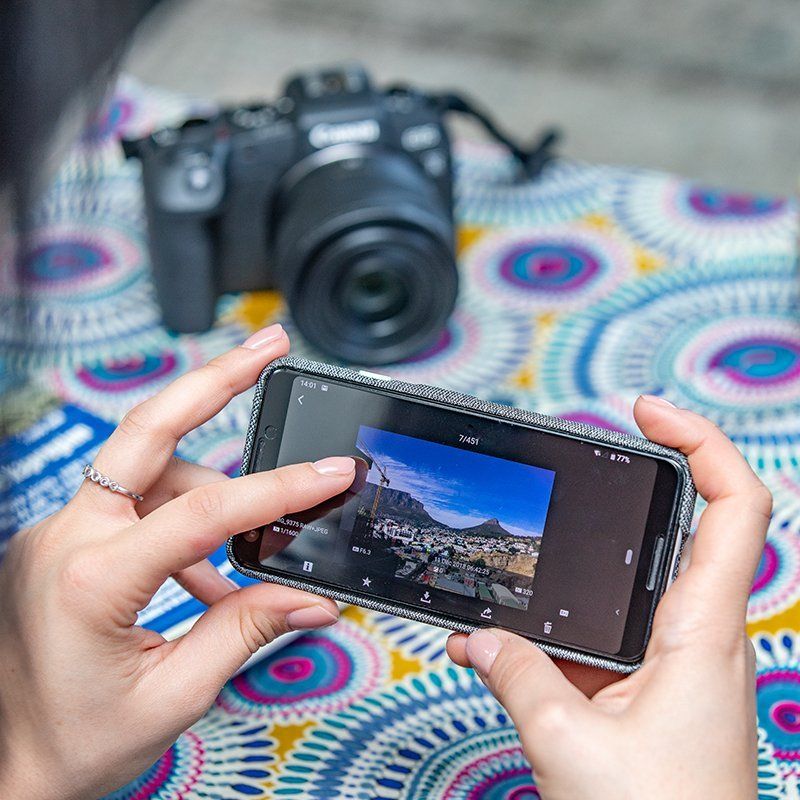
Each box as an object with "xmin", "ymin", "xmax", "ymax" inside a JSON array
[{"xmin": 125, "ymin": 0, "xmax": 800, "ymax": 195}]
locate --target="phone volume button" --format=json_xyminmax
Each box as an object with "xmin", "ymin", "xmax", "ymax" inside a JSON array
[{"xmin": 646, "ymin": 536, "xmax": 666, "ymax": 591}]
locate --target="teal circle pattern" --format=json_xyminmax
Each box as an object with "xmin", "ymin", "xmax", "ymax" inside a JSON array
[
  {"xmin": 536, "ymin": 256, "xmax": 800, "ymax": 470},
  {"xmin": 274, "ymin": 668, "xmax": 535, "ymax": 800}
]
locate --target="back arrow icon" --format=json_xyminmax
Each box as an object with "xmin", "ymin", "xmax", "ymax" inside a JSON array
[
  {"xmin": 615, "ymin": 609, "xmax": 620, "ymax": 616},
  {"xmin": 298, "ymin": 395, "xmax": 304, "ymax": 405}
]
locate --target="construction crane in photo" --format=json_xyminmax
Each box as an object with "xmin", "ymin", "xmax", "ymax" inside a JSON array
[{"xmin": 356, "ymin": 438, "xmax": 391, "ymax": 528}]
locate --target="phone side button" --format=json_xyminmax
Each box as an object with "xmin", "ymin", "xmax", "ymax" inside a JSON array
[
  {"xmin": 358, "ymin": 370, "xmax": 392, "ymax": 381},
  {"xmin": 254, "ymin": 435, "xmax": 268, "ymax": 469},
  {"xmin": 646, "ymin": 536, "xmax": 666, "ymax": 591}
]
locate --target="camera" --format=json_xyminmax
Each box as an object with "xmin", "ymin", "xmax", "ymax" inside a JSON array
[{"xmin": 123, "ymin": 64, "xmax": 459, "ymax": 365}]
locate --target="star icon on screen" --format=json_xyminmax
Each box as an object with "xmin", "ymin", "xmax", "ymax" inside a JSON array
[{"xmin": 362, "ymin": 577, "xmax": 372, "ymax": 588}]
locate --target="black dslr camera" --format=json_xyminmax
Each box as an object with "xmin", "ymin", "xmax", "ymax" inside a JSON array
[{"xmin": 124, "ymin": 64, "xmax": 558, "ymax": 364}]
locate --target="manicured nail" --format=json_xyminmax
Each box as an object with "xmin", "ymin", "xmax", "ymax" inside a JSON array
[
  {"xmin": 640, "ymin": 394, "xmax": 676, "ymax": 408},
  {"xmin": 466, "ymin": 629, "xmax": 502, "ymax": 676},
  {"xmin": 286, "ymin": 605, "xmax": 339, "ymax": 630},
  {"xmin": 312, "ymin": 456, "xmax": 356, "ymax": 476},
  {"xmin": 241, "ymin": 323, "xmax": 285, "ymax": 350}
]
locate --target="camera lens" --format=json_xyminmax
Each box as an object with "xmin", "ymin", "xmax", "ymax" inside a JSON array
[
  {"xmin": 273, "ymin": 146, "xmax": 457, "ymax": 365},
  {"xmin": 341, "ymin": 260, "xmax": 411, "ymax": 322}
]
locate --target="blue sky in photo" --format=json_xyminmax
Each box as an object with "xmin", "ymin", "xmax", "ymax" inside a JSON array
[{"xmin": 356, "ymin": 425, "xmax": 555, "ymax": 538}]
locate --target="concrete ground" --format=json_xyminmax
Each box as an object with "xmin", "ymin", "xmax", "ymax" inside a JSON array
[{"xmin": 124, "ymin": 0, "xmax": 800, "ymax": 196}]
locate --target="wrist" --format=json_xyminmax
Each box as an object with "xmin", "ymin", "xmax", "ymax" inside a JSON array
[
  {"xmin": 0, "ymin": 760, "xmax": 47, "ymax": 800},
  {"xmin": 0, "ymin": 738, "xmax": 56, "ymax": 800}
]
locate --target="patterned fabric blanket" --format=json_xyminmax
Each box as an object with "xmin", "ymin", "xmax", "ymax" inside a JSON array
[{"xmin": 1, "ymin": 77, "xmax": 798, "ymax": 799}]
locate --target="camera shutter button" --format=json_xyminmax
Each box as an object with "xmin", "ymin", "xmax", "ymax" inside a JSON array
[
  {"xmin": 185, "ymin": 164, "xmax": 213, "ymax": 192},
  {"xmin": 182, "ymin": 151, "xmax": 214, "ymax": 192}
]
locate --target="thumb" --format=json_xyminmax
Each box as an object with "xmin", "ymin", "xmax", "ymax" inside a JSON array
[
  {"xmin": 465, "ymin": 629, "xmax": 592, "ymax": 751},
  {"xmin": 153, "ymin": 583, "xmax": 339, "ymax": 718}
]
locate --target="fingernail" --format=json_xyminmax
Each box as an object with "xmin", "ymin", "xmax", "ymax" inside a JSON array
[
  {"xmin": 639, "ymin": 394, "xmax": 676, "ymax": 408},
  {"xmin": 241, "ymin": 323, "xmax": 285, "ymax": 350},
  {"xmin": 223, "ymin": 575, "xmax": 239, "ymax": 591},
  {"xmin": 286, "ymin": 604, "xmax": 339, "ymax": 630},
  {"xmin": 312, "ymin": 456, "xmax": 356, "ymax": 476},
  {"xmin": 466, "ymin": 629, "xmax": 502, "ymax": 676}
]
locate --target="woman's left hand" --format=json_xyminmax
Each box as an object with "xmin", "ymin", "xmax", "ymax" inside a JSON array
[{"xmin": 0, "ymin": 325, "xmax": 356, "ymax": 800}]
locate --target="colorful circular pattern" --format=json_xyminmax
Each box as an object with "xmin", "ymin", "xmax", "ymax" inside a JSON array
[
  {"xmin": 769, "ymin": 468, "xmax": 800, "ymax": 530},
  {"xmin": 104, "ymin": 731, "xmax": 205, "ymax": 800},
  {"xmin": 757, "ymin": 727, "xmax": 789, "ymax": 799},
  {"xmin": 686, "ymin": 187, "xmax": 786, "ymax": 218},
  {"xmin": 419, "ymin": 741, "xmax": 537, "ymax": 800},
  {"xmin": 463, "ymin": 224, "xmax": 635, "ymax": 313},
  {"xmin": 216, "ymin": 619, "xmax": 389, "ymax": 724},
  {"xmin": 0, "ymin": 176, "xmax": 167, "ymax": 369},
  {"xmin": 368, "ymin": 612, "xmax": 453, "ymax": 666},
  {"xmin": 612, "ymin": 172, "xmax": 797, "ymax": 260},
  {"xmin": 748, "ymin": 516, "xmax": 800, "ymax": 624},
  {"xmin": 104, "ymin": 708, "xmax": 275, "ymax": 799},
  {"xmin": 455, "ymin": 141, "xmax": 611, "ymax": 227},
  {"xmin": 670, "ymin": 317, "xmax": 800, "ymax": 410},
  {"xmin": 23, "ymin": 236, "xmax": 118, "ymax": 292},
  {"xmin": 536, "ymin": 256, "xmax": 800, "ymax": 470},
  {"xmin": 275, "ymin": 667, "xmax": 530, "ymax": 799},
  {"xmin": 760, "ymin": 669, "xmax": 800, "ymax": 766},
  {"xmin": 75, "ymin": 352, "xmax": 179, "ymax": 391},
  {"xmin": 710, "ymin": 335, "xmax": 800, "ymax": 387},
  {"xmin": 753, "ymin": 630, "xmax": 800, "ymax": 777},
  {"xmin": 16, "ymin": 222, "xmax": 144, "ymax": 303},
  {"xmin": 47, "ymin": 325, "xmax": 244, "ymax": 422}
]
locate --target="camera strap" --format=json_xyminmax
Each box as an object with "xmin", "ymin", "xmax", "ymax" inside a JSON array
[
  {"xmin": 433, "ymin": 92, "xmax": 561, "ymax": 180},
  {"xmin": 389, "ymin": 86, "xmax": 561, "ymax": 181}
]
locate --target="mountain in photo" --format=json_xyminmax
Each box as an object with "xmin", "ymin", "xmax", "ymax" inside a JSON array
[
  {"xmin": 359, "ymin": 482, "xmax": 516, "ymax": 539},
  {"xmin": 359, "ymin": 484, "xmax": 437, "ymax": 527},
  {"xmin": 458, "ymin": 517, "xmax": 513, "ymax": 539}
]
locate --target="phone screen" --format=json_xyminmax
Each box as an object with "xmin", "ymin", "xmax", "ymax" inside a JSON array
[{"xmin": 236, "ymin": 368, "xmax": 681, "ymax": 661}]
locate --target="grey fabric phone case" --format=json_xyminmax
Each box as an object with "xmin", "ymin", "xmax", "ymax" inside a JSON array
[{"xmin": 227, "ymin": 356, "xmax": 697, "ymax": 673}]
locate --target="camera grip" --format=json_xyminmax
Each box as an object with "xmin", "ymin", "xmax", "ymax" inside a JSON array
[{"xmin": 147, "ymin": 215, "xmax": 218, "ymax": 333}]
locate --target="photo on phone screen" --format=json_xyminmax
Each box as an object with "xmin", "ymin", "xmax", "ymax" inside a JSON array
[
  {"xmin": 234, "ymin": 366, "xmax": 685, "ymax": 664},
  {"xmin": 345, "ymin": 426, "xmax": 553, "ymax": 611}
]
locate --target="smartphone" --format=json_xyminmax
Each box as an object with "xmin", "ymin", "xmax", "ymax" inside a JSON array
[{"xmin": 228, "ymin": 357, "xmax": 696, "ymax": 672}]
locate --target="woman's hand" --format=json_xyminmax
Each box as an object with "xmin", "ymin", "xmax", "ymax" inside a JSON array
[
  {"xmin": 0, "ymin": 325, "xmax": 356, "ymax": 800},
  {"xmin": 448, "ymin": 395, "xmax": 770, "ymax": 800}
]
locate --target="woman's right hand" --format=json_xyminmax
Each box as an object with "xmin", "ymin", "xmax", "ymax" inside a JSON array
[
  {"xmin": 448, "ymin": 395, "xmax": 771, "ymax": 800},
  {"xmin": 0, "ymin": 325, "xmax": 355, "ymax": 800}
]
